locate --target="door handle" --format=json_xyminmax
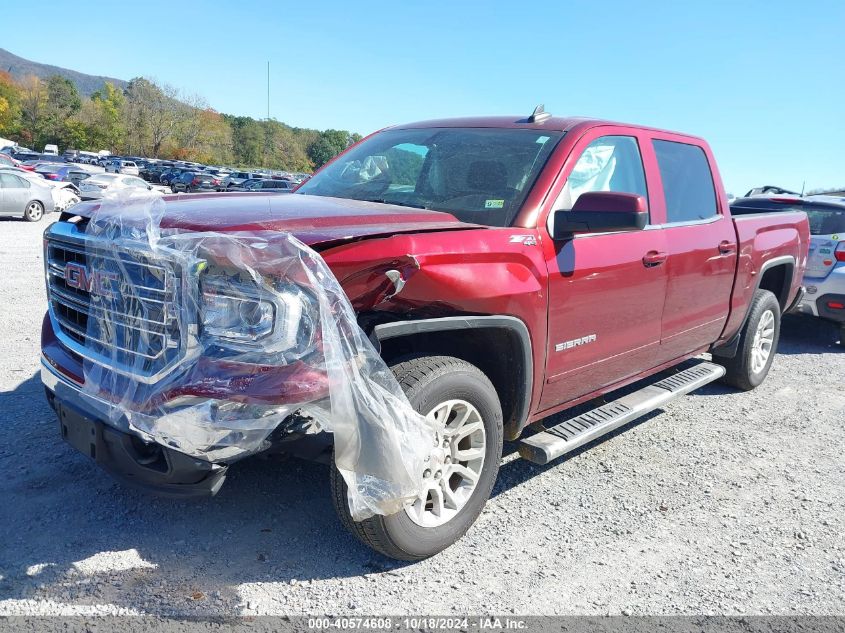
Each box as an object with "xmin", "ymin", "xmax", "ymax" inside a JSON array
[
  {"xmin": 642, "ymin": 251, "xmax": 667, "ymax": 267},
  {"xmin": 718, "ymin": 240, "xmax": 736, "ymax": 255}
]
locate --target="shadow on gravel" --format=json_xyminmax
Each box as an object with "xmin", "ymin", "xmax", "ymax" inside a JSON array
[
  {"xmin": 0, "ymin": 372, "xmax": 411, "ymax": 612},
  {"xmin": 493, "ymin": 409, "xmax": 664, "ymax": 500},
  {"xmin": 776, "ymin": 313, "xmax": 842, "ymax": 354}
]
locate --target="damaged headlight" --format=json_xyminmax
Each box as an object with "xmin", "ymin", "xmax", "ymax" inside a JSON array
[
  {"xmin": 200, "ymin": 276, "xmax": 313, "ymax": 355},
  {"xmin": 201, "ymin": 288, "xmax": 277, "ymax": 342}
]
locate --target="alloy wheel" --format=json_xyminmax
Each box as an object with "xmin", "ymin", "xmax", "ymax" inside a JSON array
[{"xmin": 405, "ymin": 399, "xmax": 486, "ymax": 528}]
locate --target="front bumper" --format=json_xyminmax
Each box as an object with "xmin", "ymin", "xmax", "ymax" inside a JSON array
[{"xmin": 41, "ymin": 359, "xmax": 228, "ymax": 497}]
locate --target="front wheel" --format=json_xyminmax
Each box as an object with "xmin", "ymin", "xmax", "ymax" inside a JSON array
[
  {"xmin": 715, "ymin": 289, "xmax": 781, "ymax": 390},
  {"xmin": 331, "ymin": 355, "xmax": 503, "ymax": 561},
  {"xmin": 23, "ymin": 201, "xmax": 44, "ymax": 222}
]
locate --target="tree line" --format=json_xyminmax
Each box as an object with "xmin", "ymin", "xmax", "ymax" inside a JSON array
[{"xmin": 0, "ymin": 72, "xmax": 361, "ymax": 171}]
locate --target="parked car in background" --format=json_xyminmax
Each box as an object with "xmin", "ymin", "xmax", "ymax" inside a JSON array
[
  {"xmin": 228, "ymin": 177, "xmax": 264, "ymax": 192},
  {"xmin": 159, "ymin": 167, "xmax": 192, "ymax": 186},
  {"xmin": 732, "ymin": 194, "xmax": 845, "ymax": 345},
  {"xmin": 79, "ymin": 173, "xmax": 169, "ymax": 200},
  {"xmin": 221, "ymin": 171, "xmax": 263, "ymax": 190},
  {"xmin": 172, "ymin": 171, "xmax": 219, "ymax": 193},
  {"xmin": 34, "ymin": 164, "xmax": 92, "ymax": 186},
  {"xmin": 105, "ymin": 159, "xmax": 140, "ymax": 176},
  {"xmin": 0, "ymin": 170, "xmax": 55, "ymax": 221},
  {"xmin": 0, "ymin": 154, "xmax": 14, "ymax": 167},
  {"xmin": 43, "ymin": 144, "xmax": 59, "ymax": 156},
  {"xmin": 0, "ymin": 166, "xmax": 82, "ymax": 213},
  {"xmin": 21, "ymin": 156, "xmax": 66, "ymax": 171},
  {"xmin": 250, "ymin": 178, "xmax": 296, "ymax": 193}
]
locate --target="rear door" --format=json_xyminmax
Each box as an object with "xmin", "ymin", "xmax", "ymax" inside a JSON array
[
  {"xmin": 0, "ymin": 173, "xmax": 31, "ymax": 214},
  {"xmin": 539, "ymin": 128, "xmax": 669, "ymax": 409},
  {"xmin": 647, "ymin": 137, "xmax": 737, "ymax": 362}
]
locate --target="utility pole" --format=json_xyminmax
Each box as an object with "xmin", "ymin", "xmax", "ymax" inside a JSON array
[{"xmin": 263, "ymin": 61, "xmax": 271, "ymax": 166}]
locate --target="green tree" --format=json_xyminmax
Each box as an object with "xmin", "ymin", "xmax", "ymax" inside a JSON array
[
  {"xmin": 42, "ymin": 75, "xmax": 82, "ymax": 148},
  {"xmin": 88, "ymin": 83, "xmax": 126, "ymax": 151},
  {"xmin": 307, "ymin": 129, "xmax": 353, "ymax": 168}
]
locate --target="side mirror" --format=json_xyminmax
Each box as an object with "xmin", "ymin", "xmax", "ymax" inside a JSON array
[{"xmin": 552, "ymin": 191, "xmax": 648, "ymax": 239}]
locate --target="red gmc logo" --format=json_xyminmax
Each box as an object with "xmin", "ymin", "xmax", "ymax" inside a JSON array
[{"xmin": 64, "ymin": 262, "xmax": 118, "ymax": 298}]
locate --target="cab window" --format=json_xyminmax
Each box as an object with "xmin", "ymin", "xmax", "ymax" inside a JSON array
[
  {"xmin": 653, "ymin": 140, "xmax": 718, "ymax": 223},
  {"xmin": 553, "ymin": 135, "xmax": 648, "ymax": 214}
]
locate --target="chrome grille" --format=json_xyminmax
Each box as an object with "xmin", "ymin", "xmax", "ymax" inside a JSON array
[{"xmin": 45, "ymin": 224, "xmax": 189, "ymax": 381}]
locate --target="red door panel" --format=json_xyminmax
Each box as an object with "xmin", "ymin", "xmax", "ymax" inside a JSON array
[
  {"xmin": 539, "ymin": 230, "xmax": 668, "ymax": 409},
  {"xmin": 658, "ymin": 219, "xmax": 737, "ymax": 361}
]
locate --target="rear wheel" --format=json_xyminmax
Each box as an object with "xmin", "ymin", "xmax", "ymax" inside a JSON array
[
  {"xmin": 23, "ymin": 201, "xmax": 44, "ymax": 222},
  {"xmin": 715, "ymin": 289, "xmax": 781, "ymax": 390},
  {"xmin": 838, "ymin": 324, "xmax": 845, "ymax": 348},
  {"xmin": 331, "ymin": 355, "xmax": 503, "ymax": 561}
]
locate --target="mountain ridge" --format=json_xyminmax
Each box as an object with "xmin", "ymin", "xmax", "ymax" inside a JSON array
[{"xmin": 0, "ymin": 48, "xmax": 127, "ymax": 96}]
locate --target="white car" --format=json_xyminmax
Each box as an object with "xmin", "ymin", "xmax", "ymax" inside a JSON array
[
  {"xmin": 794, "ymin": 196, "xmax": 845, "ymax": 346},
  {"xmin": 732, "ymin": 194, "xmax": 845, "ymax": 346},
  {"xmin": 105, "ymin": 159, "xmax": 140, "ymax": 176},
  {"xmin": 79, "ymin": 173, "xmax": 170, "ymax": 200}
]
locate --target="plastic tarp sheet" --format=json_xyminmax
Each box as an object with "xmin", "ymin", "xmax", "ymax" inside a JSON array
[{"xmin": 74, "ymin": 191, "xmax": 434, "ymax": 520}]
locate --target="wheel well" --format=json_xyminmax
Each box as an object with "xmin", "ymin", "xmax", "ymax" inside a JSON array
[
  {"xmin": 758, "ymin": 263, "xmax": 793, "ymax": 310},
  {"xmin": 376, "ymin": 325, "xmax": 528, "ymax": 440}
]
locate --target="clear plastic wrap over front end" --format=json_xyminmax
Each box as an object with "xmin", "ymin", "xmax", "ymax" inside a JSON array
[{"xmin": 73, "ymin": 192, "xmax": 434, "ymax": 520}]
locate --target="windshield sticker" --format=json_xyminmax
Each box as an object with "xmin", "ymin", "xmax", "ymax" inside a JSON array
[
  {"xmin": 485, "ymin": 199, "xmax": 505, "ymax": 209},
  {"xmin": 832, "ymin": 234, "xmax": 840, "ymax": 240},
  {"xmin": 536, "ymin": 135, "xmax": 550, "ymax": 144}
]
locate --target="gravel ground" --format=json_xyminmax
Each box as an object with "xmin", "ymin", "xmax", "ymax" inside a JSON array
[{"xmin": 0, "ymin": 215, "xmax": 843, "ymax": 617}]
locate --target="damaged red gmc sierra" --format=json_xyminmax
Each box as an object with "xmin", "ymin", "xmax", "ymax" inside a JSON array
[{"xmin": 42, "ymin": 109, "xmax": 809, "ymax": 560}]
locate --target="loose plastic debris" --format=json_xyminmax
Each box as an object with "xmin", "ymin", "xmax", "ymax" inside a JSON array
[{"xmin": 71, "ymin": 191, "xmax": 434, "ymax": 519}]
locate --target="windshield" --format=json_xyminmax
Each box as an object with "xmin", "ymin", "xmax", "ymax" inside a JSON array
[{"xmin": 296, "ymin": 127, "xmax": 563, "ymax": 226}]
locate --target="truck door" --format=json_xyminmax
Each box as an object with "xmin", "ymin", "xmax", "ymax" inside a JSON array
[
  {"xmin": 646, "ymin": 138, "xmax": 737, "ymax": 362},
  {"xmin": 539, "ymin": 130, "xmax": 668, "ymax": 410}
]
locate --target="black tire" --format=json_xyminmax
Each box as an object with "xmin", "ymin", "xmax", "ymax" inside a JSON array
[
  {"xmin": 331, "ymin": 355, "xmax": 503, "ymax": 561},
  {"xmin": 838, "ymin": 324, "xmax": 845, "ymax": 348},
  {"xmin": 715, "ymin": 289, "xmax": 781, "ymax": 391},
  {"xmin": 23, "ymin": 200, "xmax": 44, "ymax": 222}
]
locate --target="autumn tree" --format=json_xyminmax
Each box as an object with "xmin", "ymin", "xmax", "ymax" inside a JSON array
[
  {"xmin": 0, "ymin": 71, "xmax": 22, "ymax": 137},
  {"xmin": 17, "ymin": 75, "xmax": 45, "ymax": 146}
]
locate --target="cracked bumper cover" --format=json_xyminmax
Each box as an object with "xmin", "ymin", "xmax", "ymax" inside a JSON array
[{"xmin": 42, "ymin": 357, "xmax": 228, "ymax": 497}]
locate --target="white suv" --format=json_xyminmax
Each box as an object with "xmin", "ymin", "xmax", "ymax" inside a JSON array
[
  {"xmin": 105, "ymin": 159, "xmax": 140, "ymax": 176},
  {"xmin": 733, "ymin": 194, "xmax": 845, "ymax": 345}
]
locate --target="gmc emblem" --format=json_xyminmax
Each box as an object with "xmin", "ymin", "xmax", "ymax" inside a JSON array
[{"xmin": 64, "ymin": 262, "xmax": 117, "ymax": 298}]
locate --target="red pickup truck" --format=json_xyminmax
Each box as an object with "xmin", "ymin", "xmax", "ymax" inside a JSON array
[{"xmin": 41, "ymin": 110, "xmax": 809, "ymax": 560}]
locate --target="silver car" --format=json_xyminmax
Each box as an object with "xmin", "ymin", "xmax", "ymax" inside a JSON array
[
  {"xmin": 105, "ymin": 159, "xmax": 140, "ymax": 176},
  {"xmin": 0, "ymin": 171, "xmax": 55, "ymax": 221}
]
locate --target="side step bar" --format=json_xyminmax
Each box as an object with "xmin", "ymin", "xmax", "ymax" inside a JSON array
[{"xmin": 518, "ymin": 361, "xmax": 725, "ymax": 465}]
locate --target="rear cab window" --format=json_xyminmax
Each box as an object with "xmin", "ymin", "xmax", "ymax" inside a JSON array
[{"xmin": 652, "ymin": 140, "xmax": 718, "ymax": 223}]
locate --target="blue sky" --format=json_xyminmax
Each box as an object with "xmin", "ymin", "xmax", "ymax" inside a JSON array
[{"xmin": 3, "ymin": 0, "xmax": 843, "ymax": 194}]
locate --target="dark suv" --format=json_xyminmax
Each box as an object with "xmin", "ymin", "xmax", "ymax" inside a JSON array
[{"xmin": 172, "ymin": 171, "xmax": 219, "ymax": 193}]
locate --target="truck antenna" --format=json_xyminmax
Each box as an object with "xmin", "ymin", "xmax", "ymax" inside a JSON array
[{"xmin": 528, "ymin": 104, "xmax": 551, "ymax": 123}]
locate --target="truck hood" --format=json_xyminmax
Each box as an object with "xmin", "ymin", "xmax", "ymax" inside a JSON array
[{"xmin": 73, "ymin": 192, "xmax": 480, "ymax": 248}]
